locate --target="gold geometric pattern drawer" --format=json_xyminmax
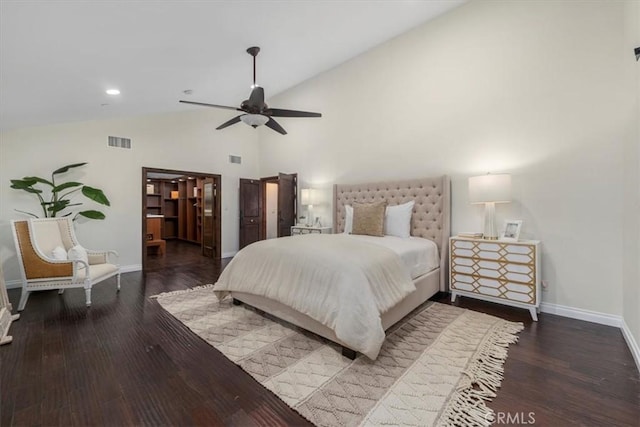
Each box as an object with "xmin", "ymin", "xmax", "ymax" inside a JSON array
[{"xmin": 450, "ymin": 237, "xmax": 541, "ymax": 321}]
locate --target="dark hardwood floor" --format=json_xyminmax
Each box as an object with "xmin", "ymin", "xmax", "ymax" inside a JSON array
[{"xmin": 1, "ymin": 239, "xmax": 639, "ymax": 426}]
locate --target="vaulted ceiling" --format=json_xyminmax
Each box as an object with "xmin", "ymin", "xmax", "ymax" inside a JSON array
[{"xmin": 0, "ymin": 0, "xmax": 466, "ymax": 131}]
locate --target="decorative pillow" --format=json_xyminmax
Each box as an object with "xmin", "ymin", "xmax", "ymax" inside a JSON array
[
  {"xmin": 67, "ymin": 245, "xmax": 88, "ymax": 268},
  {"xmin": 351, "ymin": 201, "xmax": 387, "ymax": 237},
  {"xmin": 343, "ymin": 205, "xmax": 353, "ymax": 234},
  {"xmin": 50, "ymin": 246, "xmax": 68, "ymax": 261},
  {"xmin": 385, "ymin": 200, "xmax": 415, "ymax": 238}
]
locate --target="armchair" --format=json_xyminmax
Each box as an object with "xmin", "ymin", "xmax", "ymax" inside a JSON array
[{"xmin": 11, "ymin": 218, "xmax": 121, "ymax": 311}]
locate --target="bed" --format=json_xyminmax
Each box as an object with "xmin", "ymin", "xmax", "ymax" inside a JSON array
[{"xmin": 214, "ymin": 176, "xmax": 451, "ymax": 359}]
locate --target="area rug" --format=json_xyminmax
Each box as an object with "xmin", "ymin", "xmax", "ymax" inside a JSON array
[{"xmin": 152, "ymin": 285, "xmax": 523, "ymax": 427}]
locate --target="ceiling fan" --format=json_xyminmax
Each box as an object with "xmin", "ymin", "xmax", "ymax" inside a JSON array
[{"xmin": 179, "ymin": 47, "xmax": 321, "ymax": 135}]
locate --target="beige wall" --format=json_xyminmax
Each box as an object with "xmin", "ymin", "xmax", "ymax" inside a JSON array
[
  {"xmin": 0, "ymin": 109, "xmax": 260, "ymax": 282},
  {"xmin": 259, "ymin": 0, "xmax": 632, "ymax": 317},
  {"xmin": 623, "ymin": 0, "xmax": 640, "ymax": 362}
]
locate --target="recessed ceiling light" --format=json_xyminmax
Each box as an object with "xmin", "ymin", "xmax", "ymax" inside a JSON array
[{"xmin": 106, "ymin": 89, "xmax": 120, "ymax": 95}]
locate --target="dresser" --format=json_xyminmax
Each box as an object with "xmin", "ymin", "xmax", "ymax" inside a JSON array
[
  {"xmin": 449, "ymin": 237, "xmax": 541, "ymax": 321},
  {"xmin": 291, "ymin": 225, "xmax": 332, "ymax": 235}
]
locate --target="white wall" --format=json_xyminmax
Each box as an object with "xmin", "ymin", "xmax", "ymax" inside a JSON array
[
  {"xmin": 266, "ymin": 182, "xmax": 278, "ymax": 239},
  {"xmin": 259, "ymin": 0, "xmax": 633, "ymax": 317},
  {"xmin": 0, "ymin": 109, "xmax": 260, "ymax": 282},
  {"xmin": 622, "ymin": 0, "xmax": 640, "ymax": 365}
]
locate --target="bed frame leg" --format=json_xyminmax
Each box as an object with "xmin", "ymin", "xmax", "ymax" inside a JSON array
[
  {"xmin": 341, "ymin": 346, "xmax": 357, "ymax": 360},
  {"xmin": 232, "ymin": 298, "xmax": 242, "ymax": 306}
]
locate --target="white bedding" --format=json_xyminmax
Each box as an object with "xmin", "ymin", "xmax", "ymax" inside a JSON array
[
  {"xmin": 213, "ymin": 234, "xmax": 416, "ymax": 359},
  {"xmin": 346, "ymin": 235, "xmax": 439, "ymax": 279}
]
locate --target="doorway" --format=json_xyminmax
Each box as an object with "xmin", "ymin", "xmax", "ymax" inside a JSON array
[
  {"xmin": 238, "ymin": 173, "xmax": 297, "ymax": 249},
  {"xmin": 142, "ymin": 167, "xmax": 221, "ymax": 271}
]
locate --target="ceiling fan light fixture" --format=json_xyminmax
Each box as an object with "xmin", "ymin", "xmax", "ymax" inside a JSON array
[{"xmin": 240, "ymin": 114, "xmax": 269, "ymax": 128}]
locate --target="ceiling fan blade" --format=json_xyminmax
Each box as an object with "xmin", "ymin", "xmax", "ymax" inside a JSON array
[
  {"xmin": 216, "ymin": 115, "xmax": 243, "ymax": 130},
  {"xmin": 266, "ymin": 108, "xmax": 322, "ymax": 118},
  {"xmin": 265, "ymin": 117, "xmax": 287, "ymax": 135},
  {"xmin": 180, "ymin": 100, "xmax": 241, "ymax": 111},
  {"xmin": 248, "ymin": 87, "xmax": 265, "ymax": 108}
]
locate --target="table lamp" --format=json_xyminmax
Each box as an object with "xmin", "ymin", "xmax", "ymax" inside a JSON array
[
  {"xmin": 468, "ymin": 173, "xmax": 511, "ymax": 240},
  {"xmin": 300, "ymin": 188, "xmax": 314, "ymax": 226}
]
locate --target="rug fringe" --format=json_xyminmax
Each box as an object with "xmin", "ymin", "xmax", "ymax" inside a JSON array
[
  {"xmin": 437, "ymin": 320, "xmax": 524, "ymax": 427},
  {"xmin": 149, "ymin": 283, "xmax": 216, "ymax": 299}
]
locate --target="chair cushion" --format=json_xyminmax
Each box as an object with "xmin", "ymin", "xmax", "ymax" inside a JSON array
[{"xmin": 75, "ymin": 263, "xmax": 119, "ymax": 282}]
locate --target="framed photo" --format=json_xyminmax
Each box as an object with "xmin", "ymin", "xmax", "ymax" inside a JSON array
[{"xmin": 501, "ymin": 220, "xmax": 522, "ymax": 242}]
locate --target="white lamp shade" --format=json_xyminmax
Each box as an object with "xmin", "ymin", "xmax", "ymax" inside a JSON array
[
  {"xmin": 300, "ymin": 188, "xmax": 311, "ymax": 205},
  {"xmin": 468, "ymin": 174, "xmax": 511, "ymax": 204}
]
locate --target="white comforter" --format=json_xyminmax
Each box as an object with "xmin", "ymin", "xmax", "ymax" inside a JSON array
[{"xmin": 213, "ymin": 234, "xmax": 416, "ymax": 359}]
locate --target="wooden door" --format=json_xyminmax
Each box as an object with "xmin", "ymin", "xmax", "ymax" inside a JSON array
[
  {"xmin": 201, "ymin": 177, "xmax": 215, "ymax": 258},
  {"xmin": 277, "ymin": 173, "xmax": 296, "ymax": 237},
  {"xmin": 239, "ymin": 178, "xmax": 262, "ymax": 249}
]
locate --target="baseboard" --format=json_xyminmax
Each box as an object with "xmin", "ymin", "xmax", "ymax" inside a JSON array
[
  {"xmin": 222, "ymin": 251, "xmax": 237, "ymax": 259},
  {"xmin": 539, "ymin": 302, "xmax": 622, "ymax": 327},
  {"xmin": 5, "ymin": 280, "xmax": 21, "ymax": 290},
  {"xmin": 621, "ymin": 319, "xmax": 640, "ymax": 372},
  {"xmin": 120, "ymin": 264, "xmax": 142, "ymax": 274},
  {"xmin": 4, "ymin": 264, "xmax": 143, "ymax": 289}
]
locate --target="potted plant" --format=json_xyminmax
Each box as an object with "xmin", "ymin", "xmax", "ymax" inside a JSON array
[{"xmin": 10, "ymin": 162, "xmax": 110, "ymax": 220}]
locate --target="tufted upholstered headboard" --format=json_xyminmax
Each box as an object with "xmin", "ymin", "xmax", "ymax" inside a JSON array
[{"xmin": 333, "ymin": 176, "xmax": 451, "ymax": 290}]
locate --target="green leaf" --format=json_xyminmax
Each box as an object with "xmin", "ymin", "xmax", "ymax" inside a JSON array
[
  {"xmin": 52, "ymin": 181, "xmax": 82, "ymax": 192},
  {"xmin": 13, "ymin": 186, "xmax": 43, "ymax": 194},
  {"xmin": 22, "ymin": 176, "xmax": 54, "ymax": 186},
  {"xmin": 82, "ymin": 186, "xmax": 110, "ymax": 206},
  {"xmin": 46, "ymin": 200, "xmax": 71, "ymax": 213},
  {"xmin": 10, "ymin": 179, "xmax": 38, "ymax": 189},
  {"xmin": 52, "ymin": 162, "xmax": 87, "ymax": 176},
  {"xmin": 78, "ymin": 210, "xmax": 106, "ymax": 220}
]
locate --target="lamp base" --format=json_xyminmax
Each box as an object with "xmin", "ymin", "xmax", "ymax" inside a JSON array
[{"xmin": 482, "ymin": 202, "xmax": 499, "ymax": 240}]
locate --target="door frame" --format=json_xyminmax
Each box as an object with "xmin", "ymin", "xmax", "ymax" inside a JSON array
[{"xmin": 141, "ymin": 167, "xmax": 222, "ymax": 272}]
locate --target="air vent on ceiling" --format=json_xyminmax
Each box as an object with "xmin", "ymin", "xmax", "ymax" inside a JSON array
[
  {"xmin": 229, "ymin": 155, "xmax": 242, "ymax": 164},
  {"xmin": 108, "ymin": 136, "xmax": 131, "ymax": 149}
]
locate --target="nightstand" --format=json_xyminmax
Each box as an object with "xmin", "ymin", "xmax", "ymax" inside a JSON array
[
  {"xmin": 449, "ymin": 236, "xmax": 541, "ymax": 321},
  {"xmin": 291, "ymin": 225, "xmax": 332, "ymax": 235}
]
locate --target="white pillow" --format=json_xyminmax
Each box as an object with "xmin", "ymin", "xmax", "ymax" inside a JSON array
[
  {"xmin": 50, "ymin": 246, "xmax": 68, "ymax": 261},
  {"xmin": 67, "ymin": 245, "xmax": 88, "ymax": 268},
  {"xmin": 343, "ymin": 205, "xmax": 353, "ymax": 234},
  {"xmin": 384, "ymin": 201, "xmax": 415, "ymax": 238}
]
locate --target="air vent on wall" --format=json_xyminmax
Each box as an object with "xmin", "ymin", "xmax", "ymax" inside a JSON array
[
  {"xmin": 108, "ymin": 136, "xmax": 131, "ymax": 149},
  {"xmin": 229, "ymin": 155, "xmax": 242, "ymax": 164}
]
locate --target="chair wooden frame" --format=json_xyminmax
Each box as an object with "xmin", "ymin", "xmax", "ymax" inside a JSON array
[
  {"xmin": 0, "ymin": 264, "xmax": 19, "ymax": 345},
  {"xmin": 11, "ymin": 218, "xmax": 121, "ymax": 311}
]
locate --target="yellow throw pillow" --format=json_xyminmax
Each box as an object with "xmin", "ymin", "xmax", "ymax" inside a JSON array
[{"xmin": 352, "ymin": 201, "xmax": 387, "ymax": 237}]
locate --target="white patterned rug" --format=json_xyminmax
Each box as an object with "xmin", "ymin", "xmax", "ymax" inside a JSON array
[{"xmin": 153, "ymin": 286, "xmax": 523, "ymax": 427}]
